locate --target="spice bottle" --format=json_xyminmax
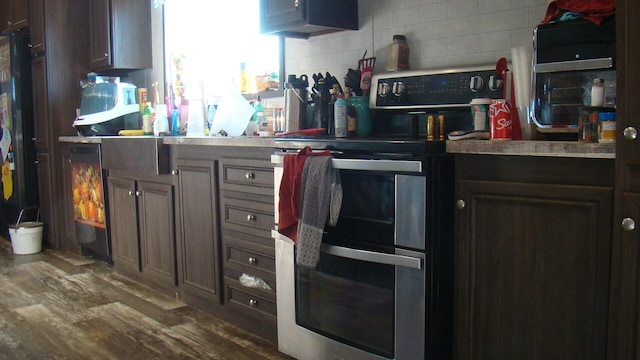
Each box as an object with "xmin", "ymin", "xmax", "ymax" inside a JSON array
[
  {"xmin": 591, "ymin": 78, "xmax": 605, "ymax": 107},
  {"xmin": 386, "ymin": 35, "xmax": 409, "ymax": 72}
]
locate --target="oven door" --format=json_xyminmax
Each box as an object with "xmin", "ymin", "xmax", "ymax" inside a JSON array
[
  {"xmin": 273, "ymin": 154, "xmax": 428, "ymax": 360},
  {"xmin": 274, "ymin": 234, "xmax": 426, "ymax": 360}
]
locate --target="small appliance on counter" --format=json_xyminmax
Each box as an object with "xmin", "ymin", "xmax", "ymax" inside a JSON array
[
  {"xmin": 73, "ymin": 82, "xmax": 139, "ymax": 136},
  {"xmin": 532, "ymin": 17, "xmax": 616, "ymax": 135}
]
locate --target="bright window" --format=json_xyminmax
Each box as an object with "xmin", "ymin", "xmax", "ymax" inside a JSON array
[{"xmin": 163, "ymin": 0, "xmax": 281, "ymax": 103}]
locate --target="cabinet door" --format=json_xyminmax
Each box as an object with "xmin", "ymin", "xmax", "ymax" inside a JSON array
[
  {"xmin": 89, "ymin": 0, "xmax": 111, "ymax": 69},
  {"xmin": 175, "ymin": 158, "xmax": 222, "ymax": 305},
  {"xmin": 108, "ymin": 176, "xmax": 140, "ymax": 274},
  {"xmin": 35, "ymin": 152, "xmax": 55, "ymax": 249},
  {"xmin": 0, "ymin": 0, "xmax": 29, "ymax": 33},
  {"xmin": 454, "ymin": 179, "xmax": 613, "ymax": 360},
  {"xmin": 609, "ymin": 1, "xmax": 640, "ymax": 358},
  {"xmin": 31, "ymin": 55, "xmax": 49, "ymax": 151},
  {"xmin": 29, "ymin": 0, "xmax": 45, "ymax": 54},
  {"xmin": 138, "ymin": 180, "xmax": 177, "ymax": 291},
  {"xmin": 260, "ymin": 0, "xmax": 305, "ymax": 31}
]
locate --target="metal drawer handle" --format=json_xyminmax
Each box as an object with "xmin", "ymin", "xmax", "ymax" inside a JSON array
[
  {"xmin": 247, "ymin": 214, "xmax": 256, "ymax": 222},
  {"xmin": 249, "ymin": 299, "xmax": 258, "ymax": 307},
  {"xmin": 245, "ymin": 172, "xmax": 255, "ymax": 179},
  {"xmin": 248, "ymin": 257, "xmax": 257, "ymax": 264}
]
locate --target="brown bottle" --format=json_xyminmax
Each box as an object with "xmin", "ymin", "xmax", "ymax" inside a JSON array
[{"xmin": 344, "ymin": 88, "xmax": 357, "ymax": 137}]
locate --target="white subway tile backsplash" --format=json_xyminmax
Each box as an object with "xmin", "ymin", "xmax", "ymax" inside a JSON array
[{"xmin": 285, "ymin": 0, "xmax": 546, "ymax": 77}]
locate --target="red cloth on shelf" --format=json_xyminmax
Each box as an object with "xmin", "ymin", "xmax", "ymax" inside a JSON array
[
  {"xmin": 278, "ymin": 146, "xmax": 330, "ymax": 244},
  {"xmin": 542, "ymin": 0, "xmax": 615, "ymax": 25}
]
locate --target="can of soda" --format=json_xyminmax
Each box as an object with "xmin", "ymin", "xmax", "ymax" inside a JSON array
[{"xmin": 489, "ymin": 99, "xmax": 512, "ymax": 140}]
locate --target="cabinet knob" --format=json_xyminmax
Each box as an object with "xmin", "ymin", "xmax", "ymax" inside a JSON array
[
  {"xmin": 622, "ymin": 217, "xmax": 636, "ymax": 232},
  {"xmin": 34, "ymin": 160, "xmax": 39, "ymax": 165},
  {"xmin": 248, "ymin": 257, "xmax": 257, "ymax": 264},
  {"xmin": 247, "ymin": 214, "xmax": 256, "ymax": 222},
  {"xmin": 32, "ymin": 137, "xmax": 37, "ymax": 142},
  {"xmin": 128, "ymin": 190, "xmax": 134, "ymax": 196},
  {"xmin": 624, "ymin": 127, "xmax": 638, "ymax": 140},
  {"xmin": 245, "ymin": 172, "xmax": 255, "ymax": 179},
  {"xmin": 249, "ymin": 299, "xmax": 258, "ymax": 307},
  {"xmin": 28, "ymin": 43, "xmax": 33, "ymax": 48},
  {"xmin": 104, "ymin": 52, "xmax": 109, "ymax": 57},
  {"xmin": 456, "ymin": 199, "xmax": 466, "ymax": 209},
  {"xmin": 171, "ymin": 169, "xmax": 179, "ymax": 175},
  {"xmin": 135, "ymin": 191, "xmax": 142, "ymax": 196},
  {"xmin": 294, "ymin": 0, "xmax": 299, "ymax": 8}
]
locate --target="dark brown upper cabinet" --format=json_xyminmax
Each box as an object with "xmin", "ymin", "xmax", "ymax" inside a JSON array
[
  {"xmin": 89, "ymin": 0, "xmax": 152, "ymax": 74},
  {"xmin": 260, "ymin": 0, "xmax": 358, "ymax": 39},
  {"xmin": 29, "ymin": 0, "xmax": 44, "ymax": 54},
  {"xmin": 0, "ymin": 0, "xmax": 29, "ymax": 33}
]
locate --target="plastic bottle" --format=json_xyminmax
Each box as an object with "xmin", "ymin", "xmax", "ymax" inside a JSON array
[
  {"xmin": 240, "ymin": 62, "xmax": 249, "ymax": 93},
  {"xmin": 591, "ymin": 78, "xmax": 605, "ymax": 107},
  {"xmin": 334, "ymin": 93, "xmax": 347, "ymax": 138},
  {"xmin": 171, "ymin": 105, "xmax": 180, "ymax": 136},
  {"xmin": 142, "ymin": 102, "xmax": 153, "ymax": 135},
  {"xmin": 386, "ymin": 35, "xmax": 409, "ymax": 72},
  {"xmin": 153, "ymin": 104, "xmax": 169, "ymax": 135}
]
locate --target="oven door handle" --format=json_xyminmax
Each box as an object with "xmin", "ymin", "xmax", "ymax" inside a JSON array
[
  {"xmin": 320, "ymin": 244, "xmax": 422, "ymax": 269},
  {"xmin": 271, "ymin": 154, "xmax": 422, "ymax": 173}
]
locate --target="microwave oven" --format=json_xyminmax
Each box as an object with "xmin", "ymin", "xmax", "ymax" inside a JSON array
[{"xmin": 532, "ymin": 17, "xmax": 616, "ymax": 133}]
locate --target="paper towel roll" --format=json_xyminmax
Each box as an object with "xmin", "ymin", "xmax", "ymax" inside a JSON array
[{"xmin": 511, "ymin": 46, "xmax": 535, "ymax": 140}]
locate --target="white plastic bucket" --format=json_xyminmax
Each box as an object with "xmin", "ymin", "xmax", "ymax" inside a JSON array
[{"xmin": 8, "ymin": 206, "xmax": 43, "ymax": 255}]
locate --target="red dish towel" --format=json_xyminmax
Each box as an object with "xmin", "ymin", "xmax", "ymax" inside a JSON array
[
  {"xmin": 278, "ymin": 146, "xmax": 330, "ymax": 243},
  {"xmin": 542, "ymin": 0, "xmax": 615, "ymax": 25}
]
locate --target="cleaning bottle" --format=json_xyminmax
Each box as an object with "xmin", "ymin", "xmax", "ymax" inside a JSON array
[{"xmin": 171, "ymin": 105, "xmax": 180, "ymax": 136}]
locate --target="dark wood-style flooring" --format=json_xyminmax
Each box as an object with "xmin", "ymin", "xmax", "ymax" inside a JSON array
[{"xmin": 0, "ymin": 237, "xmax": 292, "ymax": 359}]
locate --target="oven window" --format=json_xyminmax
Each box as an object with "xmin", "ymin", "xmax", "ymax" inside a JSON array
[
  {"xmin": 330, "ymin": 171, "xmax": 394, "ymax": 247},
  {"xmin": 295, "ymin": 250, "xmax": 394, "ymax": 358}
]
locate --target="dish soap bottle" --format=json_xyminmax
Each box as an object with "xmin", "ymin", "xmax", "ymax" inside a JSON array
[{"xmin": 142, "ymin": 102, "xmax": 153, "ymax": 135}]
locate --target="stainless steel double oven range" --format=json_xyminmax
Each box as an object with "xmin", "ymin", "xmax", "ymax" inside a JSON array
[{"xmin": 272, "ymin": 66, "xmax": 503, "ymax": 360}]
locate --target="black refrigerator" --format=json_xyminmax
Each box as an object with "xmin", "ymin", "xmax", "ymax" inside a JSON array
[{"xmin": 0, "ymin": 33, "xmax": 38, "ymax": 235}]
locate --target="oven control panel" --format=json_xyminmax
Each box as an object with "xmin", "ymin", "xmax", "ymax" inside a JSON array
[{"xmin": 370, "ymin": 66, "xmax": 504, "ymax": 109}]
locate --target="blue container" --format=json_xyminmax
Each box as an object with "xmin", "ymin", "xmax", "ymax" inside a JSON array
[{"xmin": 350, "ymin": 96, "xmax": 371, "ymax": 137}]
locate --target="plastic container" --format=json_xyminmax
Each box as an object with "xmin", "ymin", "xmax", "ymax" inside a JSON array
[
  {"xmin": 598, "ymin": 111, "xmax": 616, "ymax": 143},
  {"xmin": 142, "ymin": 102, "xmax": 153, "ymax": 135},
  {"xmin": 591, "ymin": 78, "xmax": 605, "ymax": 107},
  {"xmin": 386, "ymin": 35, "xmax": 409, "ymax": 72},
  {"xmin": 350, "ymin": 96, "xmax": 372, "ymax": 137},
  {"xmin": 9, "ymin": 206, "xmax": 43, "ymax": 255}
]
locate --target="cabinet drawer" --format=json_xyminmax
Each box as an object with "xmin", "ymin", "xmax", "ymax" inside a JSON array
[
  {"xmin": 222, "ymin": 197, "xmax": 274, "ymax": 236},
  {"xmin": 225, "ymin": 276, "xmax": 277, "ymax": 319},
  {"xmin": 220, "ymin": 158, "xmax": 273, "ymax": 196},
  {"xmin": 225, "ymin": 238, "xmax": 276, "ymax": 274}
]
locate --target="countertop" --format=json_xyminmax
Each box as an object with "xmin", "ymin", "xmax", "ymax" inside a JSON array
[
  {"xmin": 59, "ymin": 136, "xmax": 616, "ymax": 159},
  {"xmin": 59, "ymin": 135, "xmax": 277, "ymax": 147},
  {"xmin": 446, "ymin": 140, "xmax": 615, "ymax": 159}
]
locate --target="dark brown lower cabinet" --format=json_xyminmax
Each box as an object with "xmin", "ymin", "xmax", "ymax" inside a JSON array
[
  {"xmin": 454, "ymin": 155, "xmax": 614, "ymax": 360},
  {"xmin": 35, "ymin": 152, "xmax": 56, "ymax": 249},
  {"xmin": 173, "ymin": 157, "xmax": 222, "ymax": 308},
  {"xmin": 108, "ymin": 173, "xmax": 177, "ymax": 294}
]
